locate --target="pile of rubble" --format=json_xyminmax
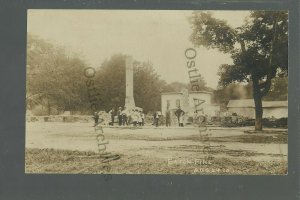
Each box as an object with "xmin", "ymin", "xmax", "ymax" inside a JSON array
[
  {"xmin": 26, "ymin": 115, "xmax": 94, "ymax": 123},
  {"xmin": 220, "ymin": 115, "xmax": 287, "ymax": 128},
  {"xmin": 97, "ymin": 111, "xmax": 111, "ymax": 125},
  {"xmin": 26, "ymin": 110, "xmax": 113, "ymax": 124}
]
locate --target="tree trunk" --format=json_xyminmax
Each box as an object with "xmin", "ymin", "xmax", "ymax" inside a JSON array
[
  {"xmin": 47, "ymin": 97, "xmax": 51, "ymax": 115},
  {"xmin": 252, "ymin": 77, "xmax": 263, "ymax": 131},
  {"xmin": 253, "ymin": 94, "xmax": 263, "ymax": 131}
]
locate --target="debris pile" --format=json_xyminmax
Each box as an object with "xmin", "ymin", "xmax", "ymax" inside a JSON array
[
  {"xmin": 220, "ymin": 115, "xmax": 287, "ymax": 128},
  {"xmin": 26, "ymin": 115, "xmax": 94, "ymax": 123},
  {"xmin": 97, "ymin": 111, "xmax": 111, "ymax": 125}
]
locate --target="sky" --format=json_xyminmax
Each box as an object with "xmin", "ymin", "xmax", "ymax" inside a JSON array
[{"xmin": 27, "ymin": 10, "xmax": 250, "ymax": 89}]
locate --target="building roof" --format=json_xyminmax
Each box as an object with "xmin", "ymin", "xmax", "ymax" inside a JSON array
[
  {"xmin": 227, "ymin": 99, "xmax": 288, "ymax": 108},
  {"xmin": 161, "ymin": 90, "xmax": 212, "ymax": 95}
]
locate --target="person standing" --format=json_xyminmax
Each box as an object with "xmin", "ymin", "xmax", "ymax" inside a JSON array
[
  {"xmin": 141, "ymin": 111, "xmax": 145, "ymax": 126},
  {"xmin": 108, "ymin": 108, "xmax": 115, "ymax": 126},
  {"xmin": 179, "ymin": 112, "xmax": 184, "ymax": 127},
  {"xmin": 127, "ymin": 109, "xmax": 133, "ymax": 125},
  {"xmin": 154, "ymin": 111, "xmax": 160, "ymax": 127},
  {"xmin": 93, "ymin": 111, "xmax": 99, "ymax": 126},
  {"xmin": 117, "ymin": 107, "xmax": 123, "ymax": 126},
  {"xmin": 132, "ymin": 109, "xmax": 139, "ymax": 127},
  {"xmin": 138, "ymin": 110, "xmax": 143, "ymax": 126},
  {"xmin": 122, "ymin": 107, "xmax": 128, "ymax": 126},
  {"xmin": 175, "ymin": 106, "xmax": 185, "ymax": 127},
  {"xmin": 193, "ymin": 109, "xmax": 205, "ymax": 126},
  {"xmin": 165, "ymin": 109, "xmax": 171, "ymax": 127}
]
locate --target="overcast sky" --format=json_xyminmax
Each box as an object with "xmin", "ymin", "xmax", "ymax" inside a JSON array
[{"xmin": 27, "ymin": 10, "xmax": 250, "ymax": 89}]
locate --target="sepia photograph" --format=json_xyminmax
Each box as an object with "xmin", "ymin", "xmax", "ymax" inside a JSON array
[{"xmin": 25, "ymin": 10, "xmax": 288, "ymax": 175}]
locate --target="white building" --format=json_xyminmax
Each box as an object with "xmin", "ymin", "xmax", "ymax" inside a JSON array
[
  {"xmin": 227, "ymin": 99, "xmax": 288, "ymax": 119},
  {"xmin": 161, "ymin": 90, "xmax": 220, "ymax": 117}
]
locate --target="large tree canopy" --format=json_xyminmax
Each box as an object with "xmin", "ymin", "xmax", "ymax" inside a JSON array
[
  {"xmin": 189, "ymin": 11, "xmax": 288, "ymax": 130},
  {"xmin": 213, "ymin": 83, "xmax": 253, "ymax": 108},
  {"xmin": 26, "ymin": 34, "xmax": 90, "ymax": 114},
  {"xmin": 162, "ymin": 75, "xmax": 209, "ymax": 93},
  {"xmin": 27, "ymin": 35, "xmax": 176, "ymax": 114},
  {"xmin": 27, "ymin": 35, "xmax": 182, "ymax": 115}
]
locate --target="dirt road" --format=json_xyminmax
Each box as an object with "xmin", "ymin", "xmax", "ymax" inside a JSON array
[{"xmin": 25, "ymin": 122, "xmax": 287, "ymax": 175}]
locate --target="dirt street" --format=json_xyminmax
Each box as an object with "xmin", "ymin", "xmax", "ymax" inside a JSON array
[{"xmin": 25, "ymin": 122, "xmax": 288, "ymax": 175}]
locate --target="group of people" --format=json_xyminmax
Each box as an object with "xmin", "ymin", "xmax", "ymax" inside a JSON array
[
  {"xmin": 108, "ymin": 107, "xmax": 145, "ymax": 127},
  {"xmin": 159, "ymin": 106, "xmax": 185, "ymax": 127},
  {"xmin": 93, "ymin": 106, "xmax": 203, "ymax": 127}
]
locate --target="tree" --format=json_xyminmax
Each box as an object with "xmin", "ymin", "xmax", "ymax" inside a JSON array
[
  {"xmin": 95, "ymin": 54, "xmax": 126, "ymax": 111},
  {"xmin": 162, "ymin": 81, "xmax": 188, "ymax": 92},
  {"xmin": 264, "ymin": 76, "xmax": 288, "ymax": 101},
  {"xmin": 134, "ymin": 61, "xmax": 167, "ymax": 112},
  {"xmin": 26, "ymin": 34, "xmax": 90, "ymax": 114},
  {"xmin": 189, "ymin": 11, "xmax": 288, "ymax": 130},
  {"xmin": 213, "ymin": 83, "xmax": 252, "ymax": 109},
  {"xmin": 94, "ymin": 54, "xmax": 167, "ymax": 113},
  {"xmin": 162, "ymin": 74, "xmax": 208, "ymax": 93},
  {"xmin": 187, "ymin": 74, "xmax": 208, "ymax": 91}
]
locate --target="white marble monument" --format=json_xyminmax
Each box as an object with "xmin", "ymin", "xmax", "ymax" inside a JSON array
[{"xmin": 125, "ymin": 56, "xmax": 136, "ymax": 109}]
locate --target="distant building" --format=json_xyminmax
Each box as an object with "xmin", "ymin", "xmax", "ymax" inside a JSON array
[
  {"xmin": 227, "ymin": 99, "xmax": 288, "ymax": 119},
  {"xmin": 161, "ymin": 90, "xmax": 220, "ymax": 117}
]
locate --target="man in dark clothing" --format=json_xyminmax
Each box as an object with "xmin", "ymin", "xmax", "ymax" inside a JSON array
[
  {"xmin": 175, "ymin": 107, "xmax": 185, "ymax": 127},
  {"xmin": 108, "ymin": 108, "xmax": 115, "ymax": 126},
  {"xmin": 122, "ymin": 107, "xmax": 128, "ymax": 126},
  {"xmin": 93, "ymin": 112, "xmax": 99, "ymax": 126},
  {"xmin": 153, "ymin": 112, "xmax": 156, "ymax": 127},
  {"xmin": 153, "ymin": 111, "xmax": 159, "ymax": 127},
  {"xmin": 117, "ymin": 107, "xmax": 122, "ymax": 126}
]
